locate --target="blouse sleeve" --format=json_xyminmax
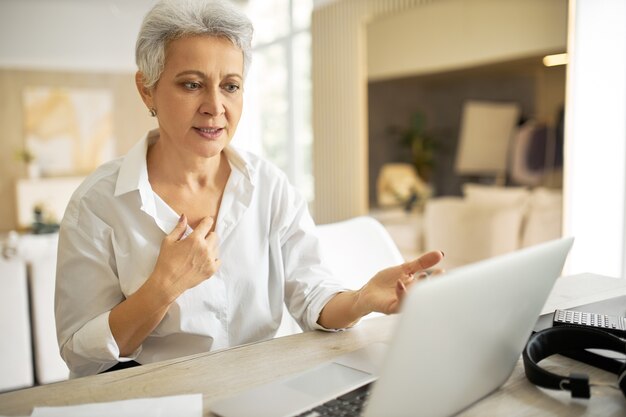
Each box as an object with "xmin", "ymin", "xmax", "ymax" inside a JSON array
[
  {"xmin": 272, "ymin": 174, "xmax": 348, "ymax": 332},
  {"xmin": 55, "ymin": 199, "xmax": 140, "ymax": 377}
]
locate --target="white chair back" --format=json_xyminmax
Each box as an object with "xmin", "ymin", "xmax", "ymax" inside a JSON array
[
  {"xmin": 276, "ymin": 216, "xmax": 404, "ymax": 337},
  {"xmin": 0, "ymin": 257, "xmax": 33, "ymax": 392},
  {"xmin": 316, "ymin": 216, "xmax": 404, "ymax": 290}
]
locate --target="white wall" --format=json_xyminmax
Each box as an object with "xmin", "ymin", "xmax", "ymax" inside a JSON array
[
  {"xmin": 367, "ymin": 0, "xmax": 568, "ymax": 80},
  {"xmin": 563, "ymin": 0, "xmax": 626, "ymax": 278},
  {"xmin": 0, "ymin": 0, "xmax": 156, "ymax": 72},
  {"xmin": 0, "ymin": 0, "xmax": 331, "ymax": 73}
]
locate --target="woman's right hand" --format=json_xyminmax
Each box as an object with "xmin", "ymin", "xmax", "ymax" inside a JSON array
[
  {"xmin": 151, "ymin": 214, "xmax": 220, "ymax": 301},
  {"xmin": 110, "ymin": 214, "xmax": 219, "ymax": 357}
]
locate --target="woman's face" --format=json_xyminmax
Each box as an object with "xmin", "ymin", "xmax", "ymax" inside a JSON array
[{"xmin": 139, "ymin": 35, "xmax": 244, "ymax": 159}]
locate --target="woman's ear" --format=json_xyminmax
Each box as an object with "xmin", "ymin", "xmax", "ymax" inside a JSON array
[{"xmin": 135, "ymin": 71, "xmax": 154, "ymax": 108}]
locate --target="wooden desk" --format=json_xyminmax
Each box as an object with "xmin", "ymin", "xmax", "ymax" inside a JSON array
[{"xmin": 1, "ymin": 273, "xmax": 625, "ymax": 416}]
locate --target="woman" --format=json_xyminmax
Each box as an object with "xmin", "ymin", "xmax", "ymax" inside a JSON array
[{"xmin": 55, "ymin": 0, "xmax": 444, "ymax": 378}]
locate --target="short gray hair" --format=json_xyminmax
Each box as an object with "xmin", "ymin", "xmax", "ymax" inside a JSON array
[{"xmin": 136, "ymin": 0, "xmax": 253, "ymax": 89}]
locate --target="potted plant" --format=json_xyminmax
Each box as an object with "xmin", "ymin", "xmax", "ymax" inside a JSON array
[
  {"xmin": 389, "ymin": 112, "xmax": 438, "ymax": 183},
  {"xmin": 15, "ymin": 148, "xmax": 40, "ymax": 179}
]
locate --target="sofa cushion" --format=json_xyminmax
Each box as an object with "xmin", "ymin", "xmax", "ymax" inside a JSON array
[
  {"xmin": 463, "ymin": 183, "xmax": 530, "ymax": 208},
  {"xmin": 423, "ymin": 197, "xmax": 526, "ymax": 270},
  {"xmin": 522, "ymin": 187, "xmax": 563, "ymax": 247}
]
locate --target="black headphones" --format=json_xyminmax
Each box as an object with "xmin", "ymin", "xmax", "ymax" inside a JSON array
[{"xmin": 523, "ymin": 326, "xmax": 626, "ymax": 399}]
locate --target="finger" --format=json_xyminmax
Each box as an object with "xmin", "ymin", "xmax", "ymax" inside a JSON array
[
  {"xmin": 192, "ymin": 216, "xmax": 215, "ymax": 238},
  {"xmin": 393, "ymin": 279, "xmax": 408, "ymax": 312},
  {"xmin": 204, "ymin": 233, "xmax": 220, "ymax": 261},
  {"xmin": 205, "ymin": 230, "xmax": 219, "ymax": 246},
  {"xmin": 429, "ymin": 268, "xmax": 446, "ymax": 276},
  {"xmin": 404, "ymin": 250, "xmax": 444, "ymax": 275},
  {"xmin": 168, "ymin": 213, "xmax": 188, "ymax": 241},
  {"xmin": 415, "ymin": 271, "xmax": 429, "ymax": 281},
  {"xmin": 404, "ymin": 276, "xmax": 419, "ymax": 291},
  {"xmin": 403, "ymin": 271, "xmax": 424, "ymax": 285},
  {"xmin": 414, "ymin": 269, "xmax": 447, "ymax": 282},
  {"xmin": 210, "ymin": 242, "xmax": 220, "ymax": 262}
]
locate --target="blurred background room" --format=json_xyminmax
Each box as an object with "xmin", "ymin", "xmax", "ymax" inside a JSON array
[{"xmin": 0, "ymin": 0, "xmax": 624, "ymax": 394}]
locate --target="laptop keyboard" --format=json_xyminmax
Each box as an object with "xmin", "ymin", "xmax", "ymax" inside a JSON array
[{"xmin": 295, "ymin": 383, "xmax": 372, "ymax": 417}]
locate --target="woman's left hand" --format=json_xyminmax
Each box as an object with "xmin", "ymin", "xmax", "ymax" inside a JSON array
[{"xmin": 355, "ymin": 250, "xmax": 445, "ymax": 315}]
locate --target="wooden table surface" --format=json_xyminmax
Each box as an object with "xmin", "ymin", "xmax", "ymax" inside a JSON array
[{"xmin": 1, "ymin": 273, "xmax": 625, "ymax": 416}]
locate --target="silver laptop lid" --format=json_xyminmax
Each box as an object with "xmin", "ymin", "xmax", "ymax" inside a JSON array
[{"xmin": 363, "ymin": 237, "xmax": 574, "ymax": 417}]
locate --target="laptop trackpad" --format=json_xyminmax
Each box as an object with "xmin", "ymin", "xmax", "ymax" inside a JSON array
[
  {"xmin": 282, "ymin": 342, "xmax": 387, "ymax": 399},
  {"xmin": 211, "ymin": 358, "xmax": 375, "ymax": 417},
  {"xmin": 285, "ymin": 362, "xmax": 372, "ymax": 397}
]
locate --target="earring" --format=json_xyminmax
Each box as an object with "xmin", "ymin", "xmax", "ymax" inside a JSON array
[{"xmin": 149, "ymin": 107, "xmax": 157, "ymax": 117}]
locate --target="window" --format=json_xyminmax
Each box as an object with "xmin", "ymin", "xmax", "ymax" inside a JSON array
[{"xmin": 237, "ymin": 0, "xmax": 314, "ymax": 201}]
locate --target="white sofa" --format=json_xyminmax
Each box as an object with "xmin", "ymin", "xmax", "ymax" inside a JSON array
[
  {"xmin": 423, "ymin": 184, "xmax": 562, "ymax": 270},
  {"xmin": 0, "ymin": 256, "xmax": 33, "ymax": 392},
  {"xmin": 19, "ymin": 234, "xmax": 69, "ymax": 385},
  {"xmin": 0, "ymin": 233, "xmax": 69, "ymax": 391}
]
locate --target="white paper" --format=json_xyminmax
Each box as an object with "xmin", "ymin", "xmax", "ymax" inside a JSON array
[{"xmin": 30, "ymin": 393, "xmax": 202, "ymax": 417}]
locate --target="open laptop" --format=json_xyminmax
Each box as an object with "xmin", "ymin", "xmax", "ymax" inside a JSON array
[{"xmin": 211, "ymin": 237, "xmax": 574, "ymax": 417}]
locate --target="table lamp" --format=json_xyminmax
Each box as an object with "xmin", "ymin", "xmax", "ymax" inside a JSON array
[{"xmin": 455, "ymin": 100, "xmax": 521, "ymax": 183}]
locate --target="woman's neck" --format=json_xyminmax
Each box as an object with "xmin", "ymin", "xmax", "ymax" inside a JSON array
[{"xmin": 146, "ymin": 139, "xmax": 229, "ymax": 192}]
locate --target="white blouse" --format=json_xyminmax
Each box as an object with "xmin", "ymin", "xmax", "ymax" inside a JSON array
[{"xmin": 55, "ymin": 130, "xmax": 345, "ymax": 378}]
